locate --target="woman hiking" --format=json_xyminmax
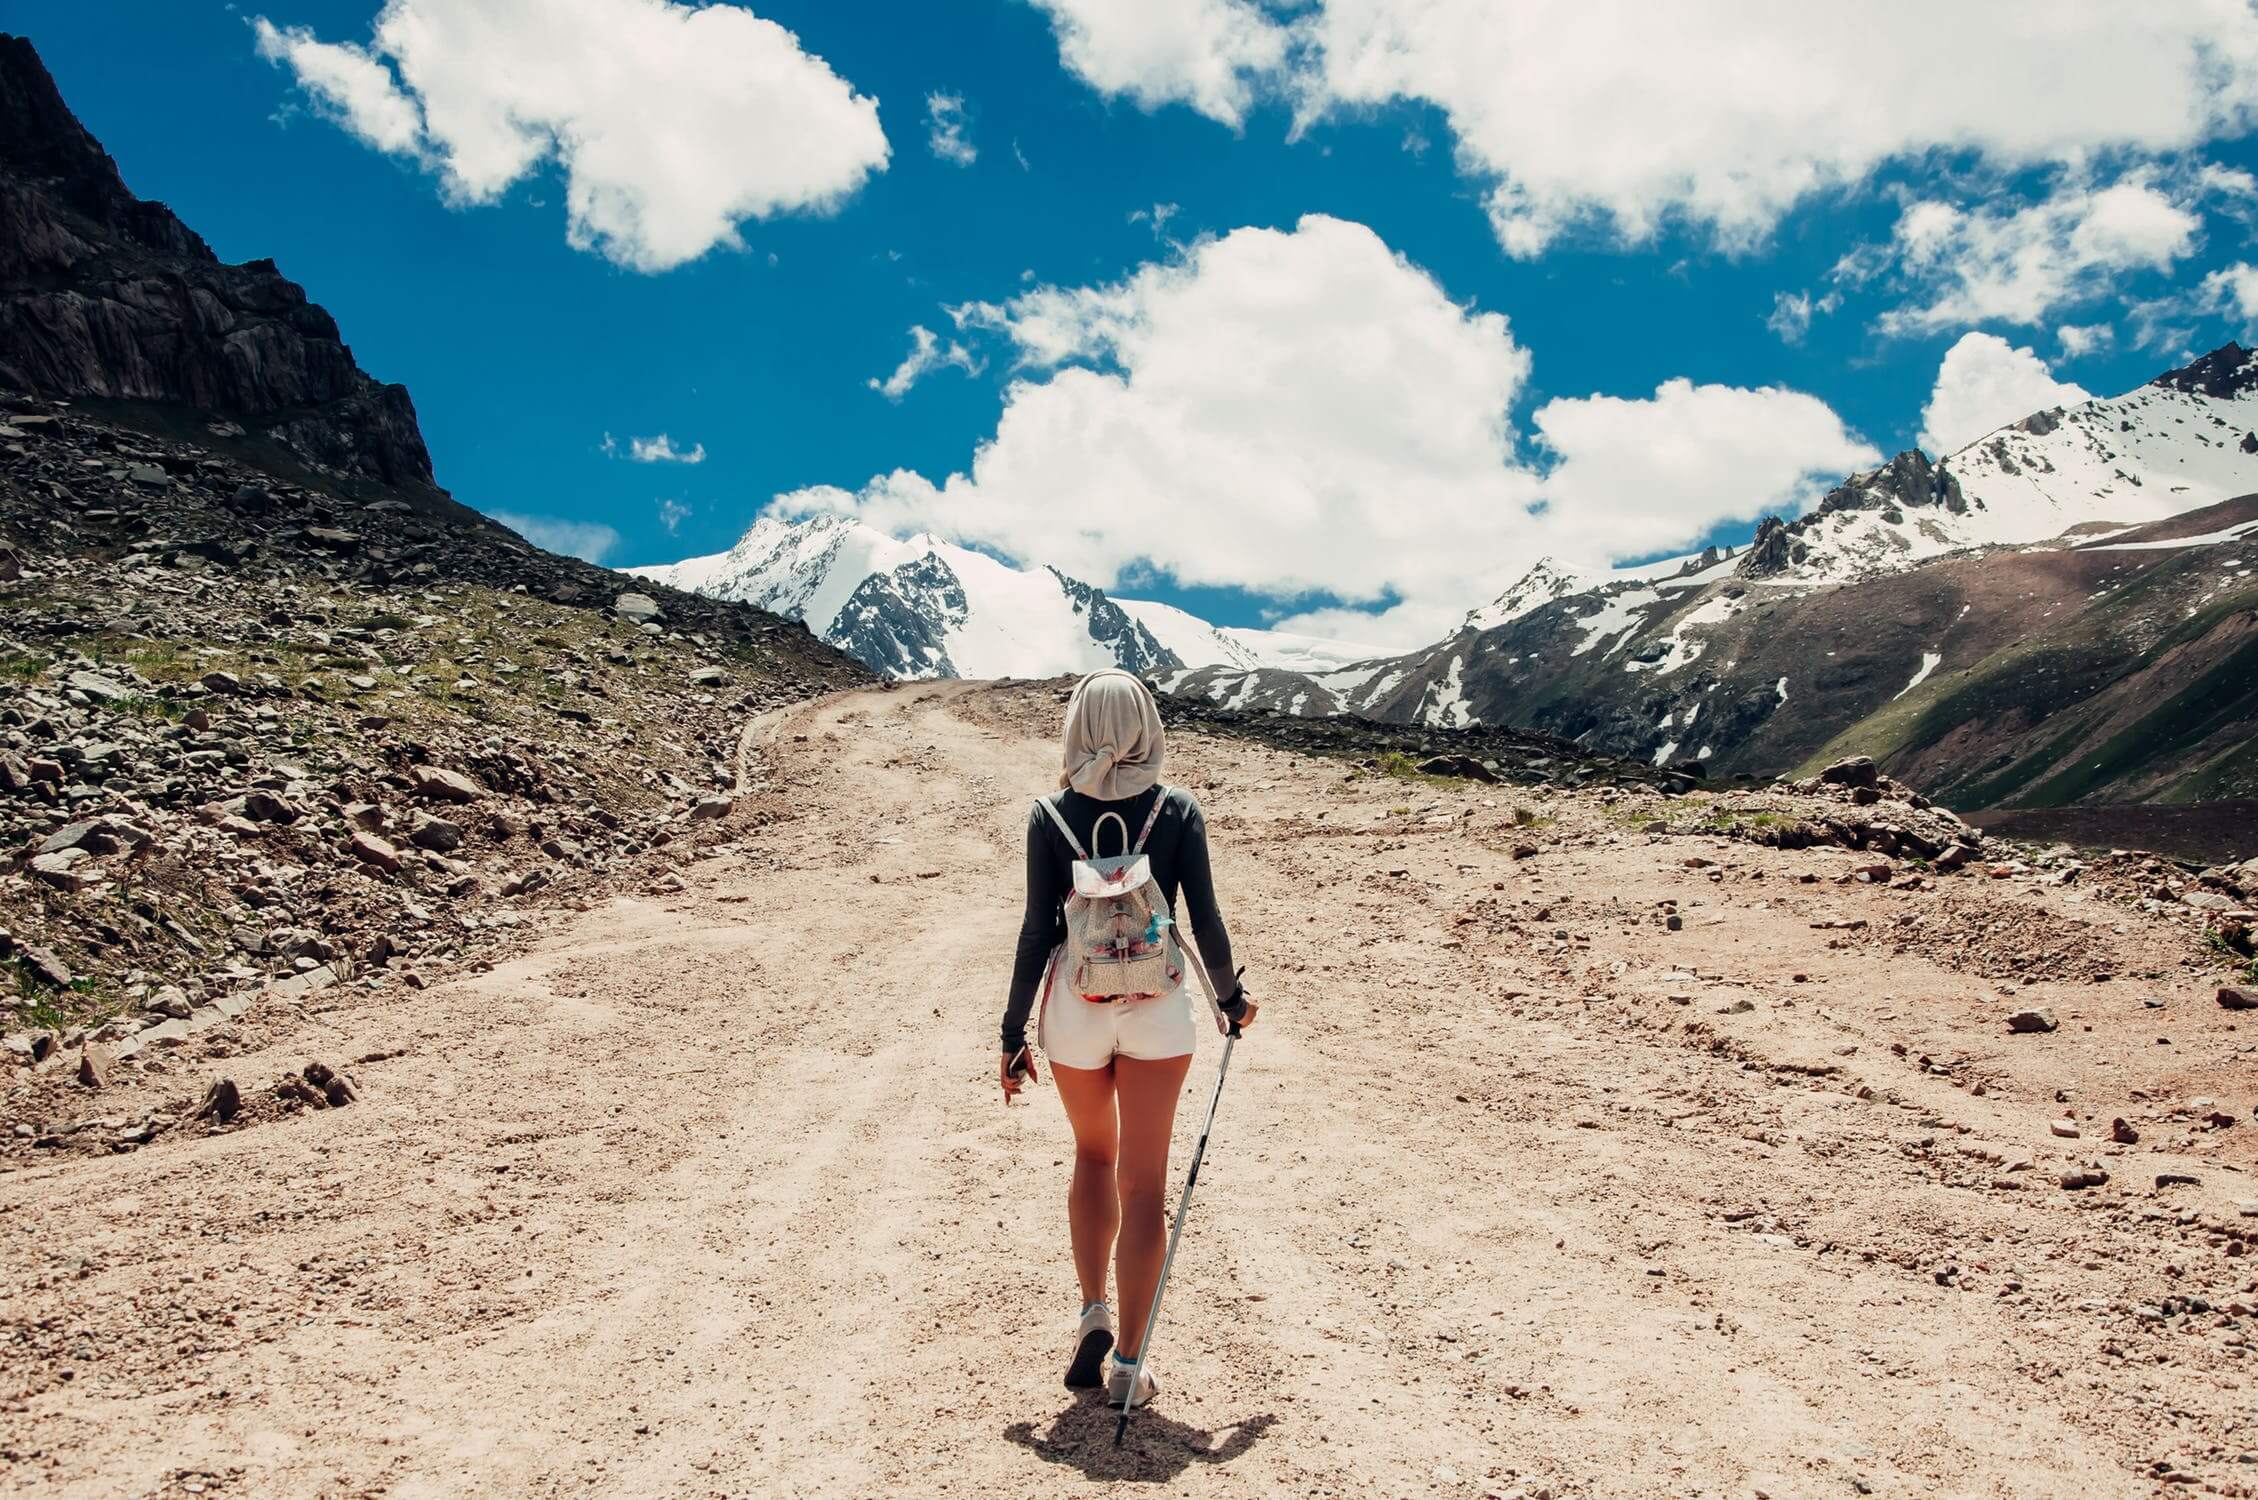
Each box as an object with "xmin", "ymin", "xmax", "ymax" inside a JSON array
[{"xmin": 998, "ymin": 669, "xmax": 1255, "ymax": 1410}]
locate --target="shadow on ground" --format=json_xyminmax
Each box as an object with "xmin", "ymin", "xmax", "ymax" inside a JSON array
[{"xmin": 1003, "ymin": 1398, "xmax": 1276, "ymax": 1482}]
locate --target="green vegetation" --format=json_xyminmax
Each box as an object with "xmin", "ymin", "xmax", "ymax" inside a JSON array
[
  {"xmin": 2204, "ymin": 929, "xmax": 2258, "ymax": 985},
  {"xmin": 1698, "ymin": 806, "xmax": 1793, "ymax": 835},
  {"xmin": 2017, "ymin": 633, "xmax": 2258, "ymax": 807}
]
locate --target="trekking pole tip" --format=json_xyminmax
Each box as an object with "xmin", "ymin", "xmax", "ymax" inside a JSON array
[{"xmin": 1112, "ymin": 1410, "xmax": 1130, "ymax": 1447}]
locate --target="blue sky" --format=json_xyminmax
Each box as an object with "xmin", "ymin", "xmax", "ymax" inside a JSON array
[{"xmin": 15, "ymin": 2, "xmax": 2258, "ymax": 644}]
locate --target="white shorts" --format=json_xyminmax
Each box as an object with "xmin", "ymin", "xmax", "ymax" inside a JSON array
[{"xmin": 1036, "ymin": 949, "xmax": 1197, "ymax": 1070}]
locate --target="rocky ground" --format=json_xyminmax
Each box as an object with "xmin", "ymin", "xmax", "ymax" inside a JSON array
[
  {"xmin": 1, "ymin": 679, "xmax": 2252, "ymax": 1498},
  {"xmin": 0, "ymin": 389, "xmax": 867, "ymax": 1148}
]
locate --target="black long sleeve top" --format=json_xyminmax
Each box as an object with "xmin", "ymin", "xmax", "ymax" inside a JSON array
[{"xmin": 1001, "ymin": 783, "xmax": 1239, "ymax": 1054}]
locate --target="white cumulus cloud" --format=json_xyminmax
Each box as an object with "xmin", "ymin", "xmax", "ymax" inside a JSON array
[
  {"xmin": 776, "ymin": 216, "xmax": 1875, "ymax": 647},
  {"xmin": 2057, "ymin": 322, "xmax": 2115, "ymax": 358},
  {"xmin": 2203, "ymin": 262, "xmax": 2258, "ymax": 323},
  {"xmin": 1025, "ymin": 0, "xmax": 1289, "ymax": 128},
  {"xmin": 251, "ymin": 0, "xmax": 888, "ymax": 272},
  {"xmin": 1531, "ymin": 379, "xmax": 1878, "ymax": 567},
  {"xmin": 491, "ymin": 511, "xmax": 621, "ymax": 563},
  {"xmin": 1032, "ymin": 1, "xmax": 2258, "ymax": 259},
  {"xmin": 1918, "ymin": 332, "xmax": 2093, "ymax": 456},
  {"xmin": 1868, "ymin": 172, "xmax": 2207, "ymax": 336}
]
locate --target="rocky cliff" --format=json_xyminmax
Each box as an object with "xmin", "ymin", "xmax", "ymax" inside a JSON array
[{"xmin": 0, "ymin": 33, "xmax": 431, "ymax": 487}]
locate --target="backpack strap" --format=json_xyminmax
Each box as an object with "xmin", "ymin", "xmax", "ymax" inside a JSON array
[
  {"xmin": 1035, "ymin": 795, "xmax": 1089, "ymax": 861},
  {"xmin": 1131, "ymin": 784, "xmax": 1169, "ymax": 854}
]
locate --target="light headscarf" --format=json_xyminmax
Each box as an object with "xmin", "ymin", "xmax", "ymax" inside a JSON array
[{"xmin": 1058, "ymin": 669, "xmax": 1165, "ymax": 802}]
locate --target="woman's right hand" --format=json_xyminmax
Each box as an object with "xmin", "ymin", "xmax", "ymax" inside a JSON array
[{"xmin": 1000, "ymin": 1046, "xmax": 1037, "ymax": 1102}]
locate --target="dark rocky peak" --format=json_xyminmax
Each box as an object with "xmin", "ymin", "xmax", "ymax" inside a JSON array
[
  {"xmin": 0, "ymin": 34, "xmax": 433, "ymax": 488},
  {"xmin": 1735, "ymin": 515, "xmax": 1793, "ymax": 579},
  {"xmin": 0, "ymin": 35, "xmax": 150, "ymax": 228},
  {"xmin": 2151, "ymin": 342, "xmax": 2258, "ymax": 400},
  {"xmin": 1812, "ymin": 449, "xmax": 1966, "ymax": 521},
  {"xmin": 1046, "ymin": 566, "xmax": 1182, "ymax": 676}
]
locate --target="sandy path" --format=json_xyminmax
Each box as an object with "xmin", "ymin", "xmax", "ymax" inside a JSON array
[{"xmin": 3, "ymin": 681, "xmax": 2253, "ymax": 1498}]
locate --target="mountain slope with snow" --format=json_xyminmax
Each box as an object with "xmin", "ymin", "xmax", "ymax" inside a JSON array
[
  {"xmin": 1167, "ymin": 344, "xmax": 2258, "ymax": 810},
  {"xmin": 633, "ymin": 512, "xmax": 1368, "ymax": 682}
]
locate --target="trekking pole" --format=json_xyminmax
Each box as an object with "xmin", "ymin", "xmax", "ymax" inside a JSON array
[{"xmin": 1114, "ymin": 1013, "xmax": 1240, "ymax": 1448}]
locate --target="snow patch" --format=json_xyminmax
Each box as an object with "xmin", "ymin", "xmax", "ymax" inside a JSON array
[{"xmin": 1895, "ymin": 651, "xmax": 1943, "ymax": 699}]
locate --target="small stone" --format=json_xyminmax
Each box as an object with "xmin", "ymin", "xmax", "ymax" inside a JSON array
[
  {"xmin": 409, "ymin": 815, "xmax": 464, "ymax": 852},
  {"xmin": 2217, "ymin": 985, "xmax": 2258, "ymax": 1011},
  {"xmin": 2006, "ymin": 1007, "xmax": 2058, "ymax": 1034},
  {"xmin": 348, "ymin": 831, "xmax": 403, "ymax": 873},
  {"xmin": 199, "ymin": 669, "xmax": 242, "ymax": 695},
  {"xmin": 614, "ymin": 592, "xmax": 664, "ymax": 624},
  {"xmin": 241, "ymin": 788, "xmax": 302, "ymax": 823},
  {"xmin": 37, "ymin": 818, "xmax": 108, "ymax": 855},
  {"xmin": 2110, "ymin": 1118, "xmax": 2139, "ymax": 1144},
  {"xmin": 2059, "ymin": 1166, "xmax": 2109, "ymax": 1190},
  {"xmin": 409, "ymin": 765, "xmax": 485, "ymax": 802},
  {"xmin": 78, "ymin": 1044, "xmax": 117, "ymax": 1090},
  {"xmin": 303, "ymin": 1059, "xmax": 358, "ymax": 1107},
  {"xmin": 64, "ymin": 669, "xmax": 136, "ymax": 703},
  {"xmin": 18, "ymin": 944, "xmax": 72, "ymax": 988},
  {"xmin": 2049, "ymin": 1119, "xmax": 2080, "ymax": 1139},
  {"xmin": 689, "ymin": 795, "xmax": 735, "ymax": 821},
  {"xmin": 1818, "ymin": 756, "xmax": 1879, "ymax": 788},
  {"xmin": 193, "ymin": 1077, "xmax": 242, "ymax": 1123},
  {"xmin": 688, "ymin": 665, "xmax": 729, "ymax": 687}
]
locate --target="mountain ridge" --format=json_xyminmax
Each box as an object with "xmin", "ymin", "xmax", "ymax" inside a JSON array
[
  {"xmin": 0, "ymin": 34, "xmax": 435, "ymax": 489},
  {"xmin": 1158, "ymin": 344, "xmax": 2258, "ymax": 809},
  {"xmin": 632, "ymin": 510, "xmax": 1382, "ymax": 681}
]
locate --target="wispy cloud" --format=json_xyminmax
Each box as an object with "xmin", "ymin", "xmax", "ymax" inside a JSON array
[
  {"xmin": 1765, "ymin": 288, "xmax": 1840, "ymax": 345},
  {"xmin": 491, "ymin": 511, "xmax": 621, "ymax": 563},
  {"xmin": 603, "ymin": 431, "xmax": 706, "ymax": 464},
  {"xmin": 1127, "ymin": 201, "xmax": 1179, "ymax": 240},
  {"xmin": 926, "ymin": 91, "xmax": 976, "ymax": 166},
  {"xmin": 868, "ymin": 324, "xmax": 982, "ymax": 400},
  {"xmin": 657, "ymin": 497, "xmax": 691, "ymax": 534}
]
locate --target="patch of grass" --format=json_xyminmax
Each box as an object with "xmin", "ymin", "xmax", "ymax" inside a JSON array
[
  {"xmin": 1511, "ymin": 805, "xmax": 1550, "ymax": 828},
  {"xmin": 7, "ymin": 962, "xmax": 123, "ymax": 1030},
  {"xmin": 0, "ymin": 651, "xmax": 52, "ymax": 681},
  {"xmin": 2204, "ymin": 928, "xmax": 2258, "ymax": 984},
  {"xmin": 1701, "ymin": 808, "xmax": 1792, "ymax": 833},
  {"xmin": 1368, "ymin": 750, "xmax": 1461, "ymax": 788}
]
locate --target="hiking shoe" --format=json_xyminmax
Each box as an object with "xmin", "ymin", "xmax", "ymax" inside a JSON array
[
  {"xmin": 1065, "ymin": 1301, "xmax": 1114, "ymax": 1388},
  {"xmin": 1105, "ymin": 1351, "xmax": 1157, "ymax": 1409}
]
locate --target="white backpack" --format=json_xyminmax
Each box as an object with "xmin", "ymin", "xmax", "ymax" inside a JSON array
[{"xmin": 1038, "ymin": 789, "xmax": 1184, "ymax": 1000}]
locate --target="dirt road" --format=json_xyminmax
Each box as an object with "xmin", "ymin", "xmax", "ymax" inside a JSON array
[{"xmin": 4, "ymin": 681, "xmax": 2254, "ymax": 1497}]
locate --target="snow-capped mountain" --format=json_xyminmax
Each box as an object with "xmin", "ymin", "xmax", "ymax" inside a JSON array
[
  {"xmin": 631, "ymin": 512, "xmax": 1373, "ymax": 681},
  {"xmin": 1166, "ymin": 344, "xmax": 2258, "ymax": 808}
]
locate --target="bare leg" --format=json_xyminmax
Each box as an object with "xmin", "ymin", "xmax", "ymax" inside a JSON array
[
  {"xmin": 1051, "ymin": 1060, "xmax": 1120, "ymax": 1308},
  {"xmin": 1110, "ymin": 1051, "xmax": 1192, "ymax": 1358}
]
